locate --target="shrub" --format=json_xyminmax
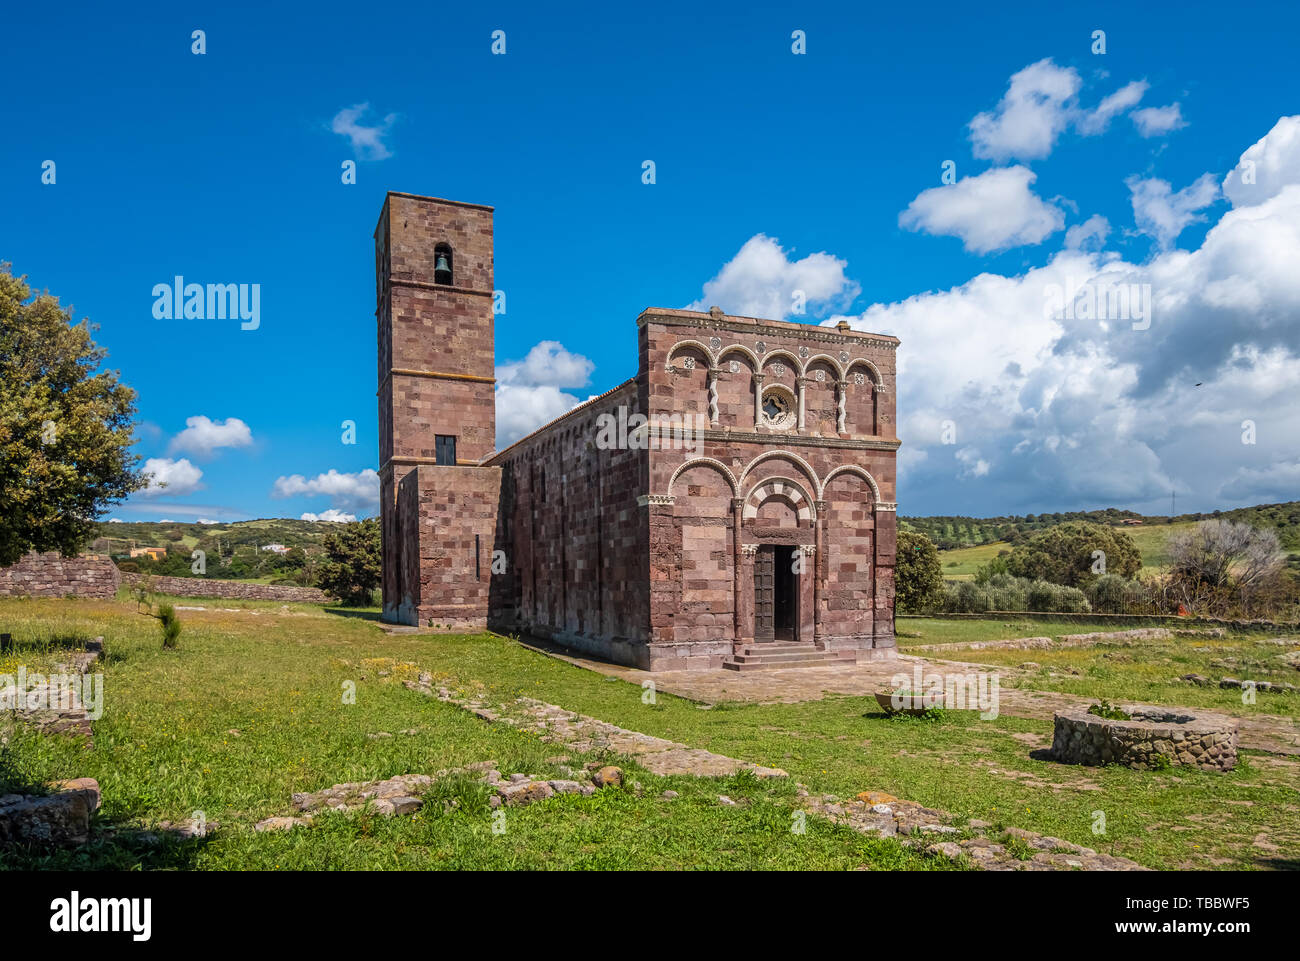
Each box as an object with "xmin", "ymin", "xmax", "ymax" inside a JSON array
[
  {"xmin": 983, "ymin": 572, "xmax": 1029, "ymax": 611},
  {"xmin": 1026, "ymin": 580, "xmax": 1091, "ymax": 613},
  {"xmin": 945, "ymin": 580, "xmax": 992, "ymax": 613},
  {"xmin": 1087, "ymin": 574, "xmax": 1130, "ymax": 614},
  {"xmin": 896, "ymin": 531, "xmax": 944, "ymax": 613}
]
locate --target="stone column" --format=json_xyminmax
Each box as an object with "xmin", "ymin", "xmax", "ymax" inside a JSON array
[
  {"xmin": 873, "ymin": 506, "xmax": 898, "ymax": 651},
  {"xmin": 752, "ymin": 373, "xmax": 765, "ymax": 429},
  {"xmin": 796, "ymin": 376, "xmax": 809, "ymax": 432},
  {"xmin": 813, "ymin": 499, "xmax": 827, "ymax": 645},
  {"xmin": 707, "ymin": 368, "xmax": 720, "ymax": 426},
  {"xmin": 835, "ymin": 380, "xmax": 848, "ymax": 435},
  {"xmin": 731, "ymin": 497, "xmax": 744, "ymax": 650},
  {"xmin": 738, "ymin": 543, "xmax": 758, "ymax": 645},
  {"xmin": 798, "ymin": 545, "xmax": 816, "ymax": 643}
]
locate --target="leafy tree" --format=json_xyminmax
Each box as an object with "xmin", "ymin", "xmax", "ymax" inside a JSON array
[
  {"xmin": 315, "ymin": 518, "xmax": 380, "ymax": 605},
  {"xmin": 0, "ymin": 264, "xmax": 142, "ymax": 566},
  {"xmin": 895, "ymin": 530, "xmax": 944, "ymax": 613},
  {"xmin": 1004, "ymin": 522, "xmax": 1141, "ymax": 588}
]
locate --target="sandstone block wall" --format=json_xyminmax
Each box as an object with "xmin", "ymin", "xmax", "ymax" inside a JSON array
[
  {"xmin": 487, "ymin": 381, "xmax": 650, "ymax": 661},
  {"xmin": 0, "ymin": 553, "xmax": 121, "ymax": 599},
  {"xmin": 395, "ymin": 464, "xmax": 502, "ymax": 629}
]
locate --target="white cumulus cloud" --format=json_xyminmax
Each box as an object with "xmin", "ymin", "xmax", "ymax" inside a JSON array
[
  {"xmin": 1064, "ymin": 215, "xmax": 1111, "ymax": 251},
  {"xmin": 168, "ymin": 416, "xmax": 253, "ymax": 456},
  {"xmin": 495, "ymin": 384, "xmax": 590, "ymax": 450},
  {"xmin": 1131, "ymin": 103, "xmax": 1187, "ymax": 138},
  {"xmin": 272, "ymin": 468, "xmax": 380, "ymax": 512},
  {"xmin": 1126, "ymin": 173, "xmax": 1220, "ymax": 248},
  {"xmin": 900, "ymin": 166, "xmax": 1065, "ymax": 254},
  {"xmin": 497, "ymin": 341, "xmax": 594, "ymax": 388},
  {"xmin": 301, "ymin": 509, "xmax": 357, "ymax": 523},
  {"xmin": 1222, "ymin": 115, "xmax": 1300, "ymax": 208},
  {"xmin": 803, "ymin": 116, "xmax": 1300, "ymax": 515},
  {"xmin": 140, "ymin": 458, "xmax": 203, "ymax": 497},
  {"xmin": 968, "ymin": 60, "xmax": 1149, "ymax": 161},
  {"xmin": 685, "ymin": 234, "xmax": 858, "ymax": 320}
]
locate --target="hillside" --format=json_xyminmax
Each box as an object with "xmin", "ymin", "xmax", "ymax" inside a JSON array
[
  {"xmin": 92, "ymin": 517, "xmax": 339, "ymax": 556},
  {"xmin": 901, "ymin": 501, "xmax": 1300, "ymax": 581},
  {"xmin": 89, "ymin": 517, "xmax": 353, "ymax": 582}
]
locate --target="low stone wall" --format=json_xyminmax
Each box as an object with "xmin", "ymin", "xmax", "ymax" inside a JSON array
[
  {"xmin": 1050, "ymin": 706, "xmax": 1238, "ymax": 772},
  {"xmin": 0, "ymin": 779, "xmax": 101, "ymax": 846},
  {"xmin": 0, "ymin": 553, "xmax": 120, "ymax": 599},
  {"xmin": 123, "ymin": 574, "xmax": 333, "ymax": 604}
]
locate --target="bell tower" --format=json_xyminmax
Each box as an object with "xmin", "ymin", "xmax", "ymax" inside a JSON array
[{"xmin": 376, "ymin": 191, "xmax": 498, "ymax": 622}]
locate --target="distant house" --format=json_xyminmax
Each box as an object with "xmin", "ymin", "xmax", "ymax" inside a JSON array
[
  {"xmin": 261, "ymin": 543, "xmax": 291, "ymax": 555},
  {"xmin": 128, "ymin": 546, "xmax": 167, "ymax": 560},
  {"xmin": 1120, "ymin": 519, "xmax": 1144, "ymax": 526}
]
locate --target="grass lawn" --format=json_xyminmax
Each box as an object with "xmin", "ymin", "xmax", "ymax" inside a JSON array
[
  {"xmin": 899, "ymin": 616, "xmax": 1300, "ymax": 717},
  {"xmin": 2, "ymin": 597, "xmax": 1297, "ymax": 870}
]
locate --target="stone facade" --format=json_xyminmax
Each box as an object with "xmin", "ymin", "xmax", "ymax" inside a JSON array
[
  {"xmin": 0, "ymin": 552, "xmax": 121, "ymax": 599},
  {"xmin": 378, "ymin": 191, "xmax": 900, "ymax": 671}
]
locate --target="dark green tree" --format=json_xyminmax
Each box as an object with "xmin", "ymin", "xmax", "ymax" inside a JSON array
[
  {"xmin": 0, "ymin": 264, "xmax": 143, "ymax": 566},
  {"xmin": 1004, "ymin": 522, "xmax": 1141, "ymax": 588},
  {"xmin": 315, "ymin": 518, "xmax": 381, "ymax": 605},
  {"xmin": 895, "ymin": 530, "xmax": 944, "ymax": 613}
]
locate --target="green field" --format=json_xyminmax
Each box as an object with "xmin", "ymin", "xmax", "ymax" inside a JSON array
[
  {"xmin": 935, "ymin": 521, "xmax": 1199, "ymax": 580},
  {"xmin": 3, "ymin": 595, "xmax": 1298, "ymax": 870}
]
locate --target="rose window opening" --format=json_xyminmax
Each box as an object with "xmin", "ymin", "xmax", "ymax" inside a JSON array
[{"xmin": 760, "ymin": 387, "xmax": 796, "ymax": 430}]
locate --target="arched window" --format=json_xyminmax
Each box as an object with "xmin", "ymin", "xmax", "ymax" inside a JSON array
[{"xmin": 434, "ymin": 243, "xmax": 453, "ymax": 285}]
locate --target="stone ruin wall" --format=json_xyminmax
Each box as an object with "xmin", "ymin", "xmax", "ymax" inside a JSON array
[{"xmin": 0, "ymin": 552, "xmax": 121, "ymax": 599}]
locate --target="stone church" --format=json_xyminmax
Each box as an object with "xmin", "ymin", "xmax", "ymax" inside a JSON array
[{"xmin": 376, "ymin": 191, "xmax": 900, "ymax": 671}]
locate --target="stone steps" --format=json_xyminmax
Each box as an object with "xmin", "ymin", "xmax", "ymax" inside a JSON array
[{"xmin": 723, "ymin": 645, "xmax": 854, "ymax": 671}]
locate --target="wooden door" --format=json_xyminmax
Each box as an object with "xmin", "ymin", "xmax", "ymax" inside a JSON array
[{"xmin": 754, "ymin": 546, "xmax": 775, "ymax": 641}]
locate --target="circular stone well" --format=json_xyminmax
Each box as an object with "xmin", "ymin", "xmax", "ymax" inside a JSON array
[{"xmin": 1049, "ymin": 706, "xmax": 1238, "ymax": 772}]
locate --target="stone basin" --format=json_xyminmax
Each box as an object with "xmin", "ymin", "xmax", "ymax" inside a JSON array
[
  {"xmin": 1049, "ymin": 705, "xmax": 1238, "ymax": 772},
  {"xmin": 875, "ymin": 690, "xmax": 944, "ymax": 716}
]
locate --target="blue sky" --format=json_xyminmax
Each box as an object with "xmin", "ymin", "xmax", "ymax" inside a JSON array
[{"xmin": 3, "ymin": 0, "xmax": 1299, "ymax": 522}]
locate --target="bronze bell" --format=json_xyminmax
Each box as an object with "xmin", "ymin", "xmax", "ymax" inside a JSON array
[{"xmin": 434, "ymin": 251, "xmax": 452, "ymax": 284}]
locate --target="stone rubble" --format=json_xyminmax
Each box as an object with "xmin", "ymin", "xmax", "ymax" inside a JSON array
[
  {"xmin": 799, "ymin": 787, "xmax": 1145, "ymax": 871},
  {"xmin": 0, "ymin": 778, "xmax": 101, "ymax": 846},
  {"xmin": 0, "ymin": 641, "xmax": 101, "ymax": 744},
  {"xmin": 404, "ymin": 673, "xmax": 788, "ymax": 778},
  {"xmin": 254, "ymin": 760, "xmax": 612, "ymax": 832}
]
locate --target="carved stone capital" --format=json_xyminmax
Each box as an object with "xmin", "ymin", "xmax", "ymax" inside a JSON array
[{"xmin": 740, "ymin": 544, "xmax": 760, "ymax": 556}]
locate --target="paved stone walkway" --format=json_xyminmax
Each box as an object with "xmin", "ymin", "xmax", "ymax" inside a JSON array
[{"xmin": 516, "ymin": 637, "xmax": 1300, "ymax": 756}]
